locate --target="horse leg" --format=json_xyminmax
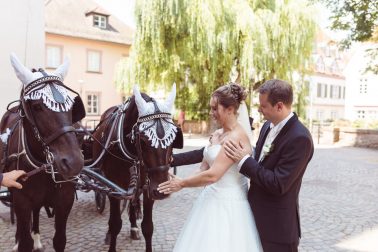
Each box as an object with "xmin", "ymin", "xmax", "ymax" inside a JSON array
[
  {"xmin": 13, "ymin": 196, "xmax": 34, "ymax": 252},
  {"xmin": 141, "ymin": 196, "xmax": 154, "ymax": 252},
  {"xmin": 31, "ymin": 206, "xmax": 44, "ymax": 252},
  {"xmin": 52, "ymin": 184, "xmax": 75, "ymax": 252},
  {"xmin": 107, "ymin": 197, "xmax": 122, "ymax": 252},
  {"xmin": 13, "ymin": 227, "xmax": 19, "ymax": 252},
  {"xmin": 129, "ymin": 200, "xmax": 141, "ymax": 240}
]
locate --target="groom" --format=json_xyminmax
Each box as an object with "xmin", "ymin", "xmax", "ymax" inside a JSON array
[
  {"xmin": 171, "ymin": 79, "xmax": 313, "ymax": 252},
  {"xmin": 224, "ymin": 79, "xmax": 313, "ymax": 252}
]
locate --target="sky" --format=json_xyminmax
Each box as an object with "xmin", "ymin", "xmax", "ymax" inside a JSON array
[{"xmin": 313, "ymin": 2, "xmax": 348, "ymax": 41}]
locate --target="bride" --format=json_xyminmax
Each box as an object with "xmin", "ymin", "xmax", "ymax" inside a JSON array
[{"xmin": 158, "ymin": 83, "xmax": 262, "ymax": 252}]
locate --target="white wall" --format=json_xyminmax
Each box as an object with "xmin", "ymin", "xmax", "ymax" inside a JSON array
[
  {"xmin": 344, "ymin": 43, "xmax": 378, "ymax": 120},
  {"xmin": 0, "ymin": 0, "xmax": 44, "ymax": 115},
  {"xmin": 308, "ymin": 74, "xmax": 346, "ymax": 121}
]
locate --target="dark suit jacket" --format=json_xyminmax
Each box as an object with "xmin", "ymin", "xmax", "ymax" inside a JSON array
[
  {"xmin": 240, "ymin": 114, "xmax": 314, "ymax": 244},
  {"xmin": 171, "ymin": 148, "xmax": 204, "ymax": 167}
]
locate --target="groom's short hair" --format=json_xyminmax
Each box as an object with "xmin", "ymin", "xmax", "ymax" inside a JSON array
[{"xmin": 259, "ymin": 79, "xmax": 293, "ymax": 106}]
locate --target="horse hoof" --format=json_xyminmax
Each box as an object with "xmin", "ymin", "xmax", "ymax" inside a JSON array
[
  {"xmin": 12, "ymin": 243, "xmax": 18, "ymax": 252},
  {"xmin": 104, "ymin": 232, "xmax": 111, "ymax": 245},
  {"xmin": 33, "ymin": 248, "xmax": 45, "ymax": 252},
  {"xmin": 130, "ymin": 229, "xmax": 140, "ymax": 240}
]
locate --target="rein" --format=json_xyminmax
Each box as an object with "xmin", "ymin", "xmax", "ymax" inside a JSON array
[
  {"xmin": 84, "ymin": 98, "xmax": 175, "ymax": 200},
  {"xmin": 82, "ymin": 100, "xmax": 136, "ymax": 168},
  {"xmin": 20, "ymin": 163, "xmax": 52, "ymax": 182}
]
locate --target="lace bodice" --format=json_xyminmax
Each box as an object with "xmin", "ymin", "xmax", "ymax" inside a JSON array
[{"xmin": 203, "ymin": 144, "xmax": 248, "ymax": 192}]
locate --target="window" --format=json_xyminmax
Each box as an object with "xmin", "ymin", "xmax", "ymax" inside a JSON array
[
  {"xmin": 368, "ymin": 111, "xmax": 378, "ymax": 120},
  {"xmin": 343, "ymin": 87, "xmax": 346, "ymax": 99},
  {"xmin": 316, "ymin": 58, "xmax": 325, "ymax": 72},
  {"xmin": 330, "ymin": 85, "xmax": 340, "ymax": 99},
  {"xmin": 331, "ymin": 111, "xmax": 338, "ymax": 120},
  {"xmin": 317, "ymin": 83, "xmax": 322, "ymax": 98},
  {"xmin": 357, "ymin": 110, "xmax": 365, "ymax": 119},
  {"xmin": 87, "ymin": 50, "xmax": 101, "ymax": 73},
  {"xmin": 316, "ymin": 83, "xmax": 328, "ymax": 98},
  {"xmin": 316, "ymin": 110, "xmax": 324, "ymax": 121},
  {"xmin": 87, "ymin": 93, "xmax": 100, "ymax": 115},
  {"xmin": 46, "ymin": 45, "xmax": 62, "ymax": 69},
  {"xmin": 330, "ymin": 61, "xmax": 339, "ymax": 74},
  {"xmin": 324, "ymin": 84, "xmax": 328, "ymax": 98},
  {"xmin": 325, "ymin": 46, "xmax": 330, "ymax": 57},
  {"xmin": 93, "ymin": 14, "xmax": 107, "ymax": 29},
  {"xmin": 359, "ymin": 78, "xmax": 368, "ymax": 94}
]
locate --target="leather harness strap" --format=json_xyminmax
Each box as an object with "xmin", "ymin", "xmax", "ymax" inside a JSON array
[{"xmin": 44, "ymin": 126, "xmax": 76, "ymax": 145}]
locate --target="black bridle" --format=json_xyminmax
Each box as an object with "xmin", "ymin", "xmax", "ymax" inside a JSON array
[
  {"xmin": 88, "ymin": 98, "xmax": 177, "ymax": 199},
  {"xmin": 16, "ymin": 73, "xmax": 82, "ymax": 182},
  {"xmin": 130, "ymin": 101, "xmax": 177, "ymax": 198}
]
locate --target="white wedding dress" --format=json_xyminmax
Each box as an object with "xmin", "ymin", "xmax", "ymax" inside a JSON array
[{"xmin": 173, "ymin": 144, "xmax": 263, "ymax": 252}]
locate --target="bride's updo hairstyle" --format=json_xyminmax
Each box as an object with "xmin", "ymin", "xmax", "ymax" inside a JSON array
[{"xmin": 211, "ymin": 82, "xmax": 248, "ymax": 113}]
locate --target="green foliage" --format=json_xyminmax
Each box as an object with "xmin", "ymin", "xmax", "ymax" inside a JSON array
[
  {"xmin": 320, "ymin": 0, "xmax": 378, "ymax": 74},
  {"xmin": 294, "ymin": 78, "xmax": 310, "ymax": 119},
  {"xmin": 115, "ymin": 0, "xmax": 316, "ymax": 120},
  {"xmin": 352, "ymin": 120, "xmax": 378, "ymax": 129},
  {"xmin": 320, "ymin": 0, "xmax": 378, "ymax": 47},
  {"xmin": 365, "ymin": 47, "xmax": 378, "ymax": 75}
]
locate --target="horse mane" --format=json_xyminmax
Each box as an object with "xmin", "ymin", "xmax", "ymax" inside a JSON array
[{"xmin": 0, "ymin": 105, "xmax": 19, "ymax": 133}]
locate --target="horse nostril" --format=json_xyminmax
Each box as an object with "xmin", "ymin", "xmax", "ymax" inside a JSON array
[
  {"xmin": 153, "ymin": 189, "xmax": 163, "ymax": 198},
  {"xmin": 153, "ymin": 190, "xmax": 159, "ymax": 197},
  {"xmin": 62, "ymin": 158, "xmax": 69, "ymax": 168},
  {"xmin": 60, "ymin": 158, "xmax": 81, "ymax": 177}
]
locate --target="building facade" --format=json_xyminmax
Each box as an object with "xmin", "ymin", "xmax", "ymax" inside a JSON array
[
  {"xmin": 45, "ymin": 0, "xmax": 134, "ymax": 127},
  {"xmin": 307, "ymin": 31, "xmax": 348, "ymax": 123},
  {"xmin": 343, "ymin": 43, "xmax": 378, "ymax": 122}
]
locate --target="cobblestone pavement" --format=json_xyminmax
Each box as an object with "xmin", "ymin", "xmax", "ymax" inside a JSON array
[{"xmin": 1, "ymin": 136, "xmax": 378, "ymax": 252}]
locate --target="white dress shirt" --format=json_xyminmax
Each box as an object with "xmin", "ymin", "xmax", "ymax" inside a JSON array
[{"xmin": 237, "ymin": 112, "xmax": 294, "ymax": 171}]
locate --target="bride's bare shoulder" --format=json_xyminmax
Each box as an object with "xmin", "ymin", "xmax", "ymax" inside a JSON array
[{"xmin": 227, "ymin": 126, "xmax": 249, "ymax": 144}]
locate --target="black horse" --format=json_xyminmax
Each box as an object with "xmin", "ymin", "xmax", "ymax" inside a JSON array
[
  {"xmin": 90, "ymin": 85, "xmax": 182, "ymax": 252},
  {"xmin": 0, "ymin": 54, "xmax": 85, "ymax": 252}
]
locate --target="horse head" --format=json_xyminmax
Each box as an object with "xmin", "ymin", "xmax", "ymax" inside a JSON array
[
  {"xmin": 10, "ymin": 53, "xmax": 85, "ymax": 179},
  {"xmin": 133, "ymin": 84, "xmax": 183, "ymax": 200}
]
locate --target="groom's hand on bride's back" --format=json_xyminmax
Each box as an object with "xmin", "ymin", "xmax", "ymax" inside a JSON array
[{"xmin": 224, "ymin": 140, "xmax": 252, "ymax": 162}]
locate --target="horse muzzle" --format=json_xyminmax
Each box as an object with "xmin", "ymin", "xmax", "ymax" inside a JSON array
[
  {"xmin": 151, "ymin": 188, "xmax": 170, "ymax": 200},
  {"xmin": 146, "ymin": 165, "xmax": 171, "ymax": 200},
  {"xmin": 55, "ymin": 153, "xmax": 84, "ymax": 179}
]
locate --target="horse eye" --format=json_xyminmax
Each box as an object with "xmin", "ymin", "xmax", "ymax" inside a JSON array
[
  {"xmin": 32, "ymin": 104, "xmax": 43, "ymax": 111},
  {"xmin": 140, "ymin": 138, "xmax": 148, "ymax": 146}
]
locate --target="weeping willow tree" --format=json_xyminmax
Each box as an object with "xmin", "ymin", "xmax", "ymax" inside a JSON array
[{"xmin": 115, "ymin": 0, "xmax": 316, "ymax": 119}]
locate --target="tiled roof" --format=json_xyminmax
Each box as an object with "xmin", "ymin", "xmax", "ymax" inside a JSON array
[{"xmin": 45, "ymin": 0, "xmax": 134, "ymax": 45}]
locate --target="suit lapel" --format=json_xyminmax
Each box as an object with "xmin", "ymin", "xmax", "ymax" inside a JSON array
[
  {"xmin": 271, "ymin": 113, "xmax": 298, "ymax": 147},
  {"xmin": 254, "ymin": 122, "xmax": 271, "ymax": 160}
]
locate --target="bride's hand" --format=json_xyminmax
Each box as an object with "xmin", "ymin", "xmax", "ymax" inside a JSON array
[
  {"xmin": 158, "ymin": 174, "xmax": 183, "ymax": 194},
  {"xmin": 224, "ymin": 140, "xmax": 252, "ymax": 162}
]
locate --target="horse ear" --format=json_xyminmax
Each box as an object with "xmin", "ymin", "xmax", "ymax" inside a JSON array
[
  {"xmin": 10, "ymin": 53, "xmax": 34, "ymax": 86},
  {"xmin": 165, "ymin": 83, "xmax": 176, "ymax": 111},
  {"xmin": 133, "ymin": 85, "xmax": 148, "ymax": 115},
  {"xmin": 54, "ymin": 57, "xmax": 70, "ymax": 80}
]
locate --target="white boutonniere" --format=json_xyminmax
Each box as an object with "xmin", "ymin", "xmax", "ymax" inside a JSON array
[{"xmin": 261, "ymin": 143, "xmax": 274, "ymax": 160}]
